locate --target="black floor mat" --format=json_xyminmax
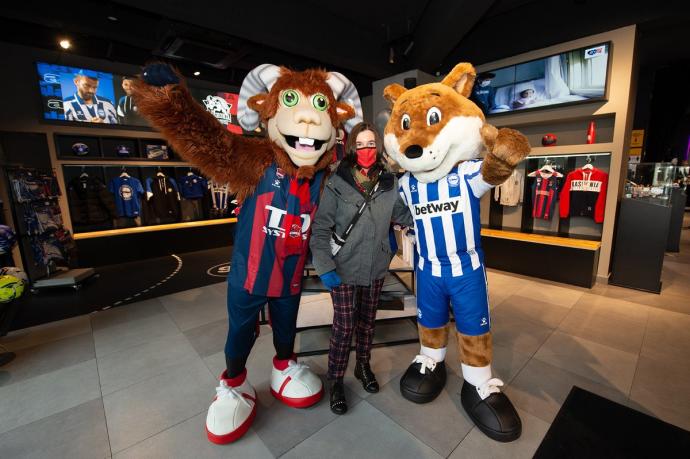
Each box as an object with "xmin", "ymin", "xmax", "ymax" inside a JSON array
[
  {"xmin": 534, "ymin": 386, "xmax": 690, "ymax": 458},
  {"xmin": 7, "ymin": 246, "xmax": 233, "ymax": 331}
]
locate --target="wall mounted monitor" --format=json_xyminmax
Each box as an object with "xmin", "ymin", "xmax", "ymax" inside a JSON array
[
  {"xmin": 471, "ymin": 42, "xmax": 610, "ymax": 116},
  {"xmin": 36, "ymin": 62, "xmax": 241, "ymax": 132}
]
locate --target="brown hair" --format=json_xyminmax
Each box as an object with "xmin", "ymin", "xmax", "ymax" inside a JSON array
[{"xmin": 345, "ymin": 122, "xmax": 383, "ymax": 158}]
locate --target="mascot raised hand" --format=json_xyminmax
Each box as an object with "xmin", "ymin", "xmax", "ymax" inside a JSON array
[
  {"xmin": 383, "ymin": 62, "xmax": 530, "ymax": 442},
  {"xmin": 133, "ymin": 63, "xmax": 361, "ymax": 444}
]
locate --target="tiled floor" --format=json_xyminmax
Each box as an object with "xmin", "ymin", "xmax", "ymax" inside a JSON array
[{"xmin": 1, "ymin": 219, "xmax": 689, "ymax": 458}]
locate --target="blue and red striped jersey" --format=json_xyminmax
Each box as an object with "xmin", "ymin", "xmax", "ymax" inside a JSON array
[
  {"xmin": 229, "ymin": 162, "xmax": 325, "ymax": 297},
  {"xmin": 531, "ymin": 171, "xmax": 559, "ymax": 220}
]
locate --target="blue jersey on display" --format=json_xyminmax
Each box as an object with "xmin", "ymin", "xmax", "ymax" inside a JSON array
[
  {"xmin": 179, "ymin": 174, "xmax": 208, "ymax": 199},
  {"xmin": 398, "ymin": 160, "xmax": 492, "ymax": 278},
  {"xmin": 108, "ymin": 176, "xmax": 144, "ymax": 217}
]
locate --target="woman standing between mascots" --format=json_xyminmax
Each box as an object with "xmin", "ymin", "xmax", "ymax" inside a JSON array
[{"xmin": 310, "ymin": 122, "xmax": 413, "ymax": 414}]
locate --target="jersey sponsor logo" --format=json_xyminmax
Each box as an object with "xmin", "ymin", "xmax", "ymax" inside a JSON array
[
  {"xmin": 570, "ymin": 180, "xmax": 602, "ymax": 192},
  {"xmin": 262, "ymin": 205, "xmax": 311, "ymax": 239},
  {"xmin": 413, "ymin": 197, "xmax": 463, "ymax": 217},
  {"xmin": 447, "ymin": 173, "xmax": 460, "ymax": 187}
]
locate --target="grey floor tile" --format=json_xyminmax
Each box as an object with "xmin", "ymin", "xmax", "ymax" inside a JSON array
[
  {"xmin": 92, "ymin": 298, "xmax": 180, "ymax": 358},
  {"xmin": 641, "ymin": 308, "xmax": 690, "ymax": 371},
  {"xmin": 368, "ymin": 372, "xmax": 474, "ymax": 457},
  {"xmin": 571, "ymin": 293, "xmax": 650, "ymax": 324},
  {"xmin": 0, "ymin": 315, "xmax": 91, "ymax": 352},
  {"xmin": 183, "ymin": 318, "xmax": 228, "ymax": 358},
  {"xmin": 0, "ymin": 333, "xmax": 95, "ymax": 387},
  {"xmin": 341, "ymin": 343, "xmax": 419, "ymax": 399},
  {"xmin": 533, "ymin": 331, "xmax": 638, "ymax": 394},
  {"xmin": 203, "ymin": 326, "xmax": 277, "ymax": 384},
  {"xmin": 253, "ymin": 364, "xmax": 362, "ymax": 457},
  {"xmin": 159, "ymin": 286, "xmax": 228, "ymax": 331},
  {"xmin": 0, "ymin": 359, "xmax": 101, "ymax": 434},
  {"xmin": 0, "ymin": 398, "xmax": 110, "ymax": 459},
  {"xmin": 515, "ymin": 280, "xmax": 584, "ymax": 308},
  {"xmin": 629, "ymin": 354, "xmax": 690, "ymax": 431},
  {"xmin": 281, "ymin": 400, "xmax": 442, "ymax": 459},
  {"xmin": 558, "ymin": 306, "xmax": 647, "ymax": 354},
  {"xmin": 98, "ymin": 333, "xmax": 200, "ymax": 395},
  {"xmin": 490, "ymin": 312, "xmax": 554, "ymax": 356},
  {"xmin": 449, "ymin": 408, "xmax": 550, "ymax": 459},
  {"xmin": 114, "ymin": 412, "xmax": 272, "ymax": 459},
  {"xmin": 494, "ymin": 294, "xmax": 571, "ymax": 328},
  {"xmin": 505, "ymin": 358, "xmax": 628, "ymax": 424},
  {"xmin": 103, "ymin": 358, "xmax": 216, "ymax": 453}
]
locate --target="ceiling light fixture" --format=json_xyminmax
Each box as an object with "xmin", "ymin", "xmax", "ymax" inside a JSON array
[
  {"xmin": 107, "ymin": 16, "xmax": 118, "ymax": 21},
  {"xmin": 59, "ymin": 39, "xmax": 71, "ymax": 50},
  {"xmin": 389, "ymin": 47, "xmax": 395, "ymax": 64},
  {"xmin": 193, "ymin": 71, "xmax": 201, "ymax": 76}
]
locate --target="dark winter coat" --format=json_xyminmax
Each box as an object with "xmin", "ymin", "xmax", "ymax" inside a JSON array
[{"xmin": 310, "ymin": 160, "xmax": 413, "ymax": 286}]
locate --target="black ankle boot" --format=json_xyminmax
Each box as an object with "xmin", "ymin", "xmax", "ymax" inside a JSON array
[
  {"xmin": 330, "ymin": 380, "xmax": 347, "ymax": 415},
  {"xmin": 354, "ymin": 361, "xmax": 379, "ymax": 393}
]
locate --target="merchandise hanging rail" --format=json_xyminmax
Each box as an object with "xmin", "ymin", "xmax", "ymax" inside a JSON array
[{"xmin": 73, "ymin": 218, "xmax": 237, "ymax": 240}]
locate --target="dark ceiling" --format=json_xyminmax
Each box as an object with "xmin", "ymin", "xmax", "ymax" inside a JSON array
[{"xmin": 1, "ymin": 0, "xmax": 689, "ymax": 95}]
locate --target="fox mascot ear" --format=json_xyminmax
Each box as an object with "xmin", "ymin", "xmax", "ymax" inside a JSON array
[
  {"xmin": 441, "ymin": 62, "xmax": 476, "ymax": 98},
  {"xmin": 383, "ymin": 83, "xmax": 406, "ymax": 105}
]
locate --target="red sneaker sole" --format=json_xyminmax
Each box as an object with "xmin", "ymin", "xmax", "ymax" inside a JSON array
[
  {"xmin": 206, "ymin": 403, "xmax": 257, "ymax": 444},
  {"xmin": 271, "ymin": 387, "xmax": 323, "ymax": 408}
]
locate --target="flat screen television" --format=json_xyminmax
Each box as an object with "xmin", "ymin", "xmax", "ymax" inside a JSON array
[
  {"xmin": 470, "ymin": 42, "xmax": 610, "ymax": 116},
  {"xmin": 36, "ymin": 62, "xmax": 242, "ymax": 132}
]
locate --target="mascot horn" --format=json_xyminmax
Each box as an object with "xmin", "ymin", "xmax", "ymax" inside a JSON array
[
  {"xmin": 132, "ymin": 62, "xmax": 361, "ymax": 444},
  {"xmin": 383, "ymin": 62, "xmax": 531, "ymax": 442}
]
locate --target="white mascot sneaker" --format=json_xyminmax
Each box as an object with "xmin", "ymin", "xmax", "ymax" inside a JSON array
[
  {"xmin": 270, "ymin": 357, "xmax": 323, "ymax": 408},
  {"xmin": 206, "ymin": 370, "xmax": 257, "ymax": 444}
]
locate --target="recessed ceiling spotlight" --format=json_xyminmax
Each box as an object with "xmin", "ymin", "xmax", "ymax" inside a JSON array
[
  {"xmin": 107, "ymin": 16, "xmax": 118, "ymax": 21},
  {"xmin": 59, "ymin": 39, "xmax": 71, "ymax": 50},
  {"xmin": 193, "ymin": 71, "xmax": 201, "ymax": 76}
]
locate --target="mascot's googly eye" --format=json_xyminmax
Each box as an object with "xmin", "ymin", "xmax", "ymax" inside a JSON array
[
  {"xmin": 427, "ymin": 107, "xmax": 442, "ymax": 126},
  {"xmin": 311, "ymin": 93, "xmax": 329, "ymax": 111},
  {"xmin": 282, "ymin": 90, "xmax": 300, "ymax": 107},
  {"xmin": 401, "ymin": 114, "xmax": 411, "ymax": 130}
]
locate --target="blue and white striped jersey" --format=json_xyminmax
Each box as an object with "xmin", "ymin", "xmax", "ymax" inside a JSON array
[
  {"xmin": 399, "ymin": 160, "xmax": 493, "ymax": 278},
  {"xmin": 63, "ymin": 94, "xmax": 118, "ymax": 124}
]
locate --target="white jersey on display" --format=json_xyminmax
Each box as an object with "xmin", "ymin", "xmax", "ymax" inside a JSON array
[{"xmin": 399, "ymin": 160, "xmax": 493, "ymax": 278}]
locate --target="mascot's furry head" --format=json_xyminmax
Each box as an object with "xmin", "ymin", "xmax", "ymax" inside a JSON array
[
  {"xmin": 383, "ymin": 63, "xmax": 487, "ymax": 183},
  {"xmin": 237, "ymin": 64, "xmax": 362, "ymax": 168}
]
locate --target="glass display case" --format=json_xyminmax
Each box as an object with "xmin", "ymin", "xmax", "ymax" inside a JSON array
[{"xmin": 626, "ymin": 162, "xmax": 687, "ymax": 202}]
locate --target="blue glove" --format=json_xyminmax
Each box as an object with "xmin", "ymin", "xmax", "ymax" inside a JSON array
[
  {"xmin": 320, "ymin": 270, "xmax": 342, "ymax": 290},
  {"xmin": 142, "ymin": 63, "xmax": 179, "ymax": 87}
]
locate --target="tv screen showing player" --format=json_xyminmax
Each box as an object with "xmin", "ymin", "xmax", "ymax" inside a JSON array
[
  {"xmin": 471, "ymin": 42, "xmax": 610, "ymax": 116},
  {"xmin": 36, "ymin": 62, "xmax": 242, "ymax": 132}
]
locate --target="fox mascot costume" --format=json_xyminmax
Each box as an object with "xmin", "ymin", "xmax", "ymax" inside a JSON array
[
  {"xmin": 132, "ymin": 63, "xmax": 361, "ymax": 444},
  {"xmin": 383, "ymin": 62, "xmax": 530, "ymax": 442}
]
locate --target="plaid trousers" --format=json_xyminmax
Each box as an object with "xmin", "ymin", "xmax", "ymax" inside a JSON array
[{"xmin": 327, "ymin": 278, "xmax": 385, "ymax": 380}]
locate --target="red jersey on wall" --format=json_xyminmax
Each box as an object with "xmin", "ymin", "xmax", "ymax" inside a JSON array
[{"xmin": 559, "ymin": 167, "xmax": 608, "ymax": 223}]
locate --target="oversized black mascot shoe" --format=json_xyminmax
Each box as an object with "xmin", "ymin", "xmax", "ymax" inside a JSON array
[
  {"xmin": 460, "ymin": 379, "xmax": 522, "ymax": 442},
  {"xmin": 400, "ymin": 354, "xmax": 447, "ymax": 404}
]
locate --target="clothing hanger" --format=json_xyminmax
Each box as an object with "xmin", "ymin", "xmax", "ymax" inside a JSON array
[
  {"xmin": 187, "ymin": 167, "xmax": 194, "ymax": 176},
  {"xmin": 582, "ymin": 156, "xmax": 594, "ymax": 170},
  {"xmin": 120, "ymin": 166, "xmax": 129, "ymax": 178},
  {"xmin": 156, "ymin": 166, "xmax": 165, "ymax": 177},
  {"xmin": 79, "ymin": 166, "xmax": 89, "ymax": 179}
]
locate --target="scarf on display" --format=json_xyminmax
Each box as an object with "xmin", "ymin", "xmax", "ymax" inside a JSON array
[{"xmin": 283, "ymin": 175, "xmax": 316, "ymax": 255}]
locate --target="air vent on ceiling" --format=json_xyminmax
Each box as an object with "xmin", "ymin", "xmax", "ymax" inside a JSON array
[{"xmin": 159, "ymin": 37, "xmax": 236, "ymax": 69}]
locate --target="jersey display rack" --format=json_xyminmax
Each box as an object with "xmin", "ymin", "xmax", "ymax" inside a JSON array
[{"xmin": 6, "ymin": 168, "xmax": 96, "ymax": 291}]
